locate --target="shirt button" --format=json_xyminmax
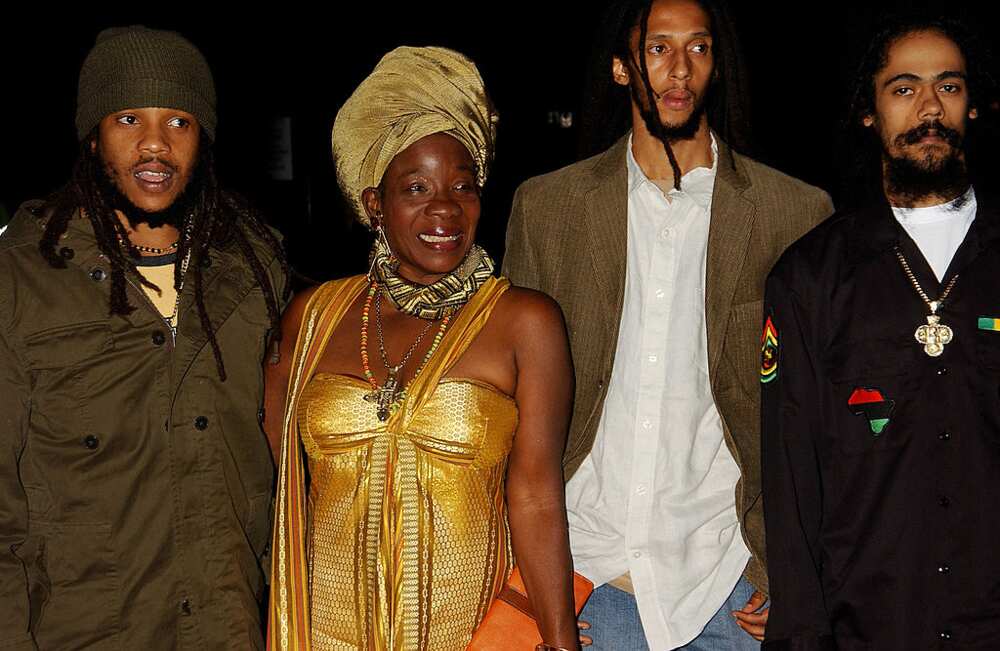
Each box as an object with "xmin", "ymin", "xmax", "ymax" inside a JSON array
[
  {"xmin": 938, "ymin": 564, "xmax": 951, "ymax": 574},
  {"xmin": 633, "ymin": 551, "xmax": 642, "ymax": 559},
  {"xmin": 636, "ymin": 485, "xmax": 647, "ymax": 495},
  {"xmin": 655, "ymin": 289, "xmax": 665, "ymax": 299},
  {"xmin": 90, "ymin": 268, "xmax": 106, "ymax": 282},
  {"xmin": 194, "ymin": 416, "xmax": 209, "ymax": 430},
  {"xmin": 648, "ymin": 355, "xmax": 658, "ymax": 363},
  {"xmin": 83, "ymin": 435, "xmax": 99, "ymax": 450},
  {"xmin": 939, "ymin": 431, "xmax": 951, "ymax": 441},
  {"xmin": 180, "ymin": 599, "xmax": 193, "ymax": 615},
  {"xmin": 937, "ymin": 367, "xmax": 949, "ymax": 376},
  {"xmin": 151, "ymin": 331, "xmax": 166, "ymax": 346},
  {"xmin": 939, "ymin": 496, "xmax": 950, "ymax": 507},
  {"xmin": 59, "ymin": 246, "xmax": 75, "ymax": 260},
  {"xmin": 642, "ymin": 419, "xmax": 652, "ymax": 429}
]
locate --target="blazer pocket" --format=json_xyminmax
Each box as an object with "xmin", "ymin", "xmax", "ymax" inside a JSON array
[{"xmin": 23, "ymin": 320, "xmax": 114, "ymax": 370}]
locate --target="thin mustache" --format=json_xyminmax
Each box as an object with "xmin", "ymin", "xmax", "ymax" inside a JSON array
[
  {"xmin": 898, "ymin": 122, "xmax": 961, "ymax": 146},
  {"xmin": 132, "ymin": 156, "xmax": 178, "ymax": 173}
]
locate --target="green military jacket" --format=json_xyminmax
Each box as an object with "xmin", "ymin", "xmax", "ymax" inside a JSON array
[{"xmin": 0, "ymin": 201, "xmax": 286, "ymax": 650}]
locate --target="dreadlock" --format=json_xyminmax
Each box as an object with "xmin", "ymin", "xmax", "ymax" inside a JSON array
[
  {"xmin": 39, "ymin": 133, "xmax": 291, "ymax": 381},
  {"xmin": 578, "ymin": 0, "xmax": 751, "ymax": 189},
  {"xmin": 842, "ymin": 11, "xmax": 998, "ymax": 207}
]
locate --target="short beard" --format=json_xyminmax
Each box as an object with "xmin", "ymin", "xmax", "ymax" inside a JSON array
[
  {"xmin": 630, "ymin": 79, "xmax": 708, "ymax": 143},
  {"xmin": 94, "ymin": 149, "xmax": 203, "ymax": 230},
  {"xmin": 883, "ymin": 122, "xmax": 969, "ymax": 205}
]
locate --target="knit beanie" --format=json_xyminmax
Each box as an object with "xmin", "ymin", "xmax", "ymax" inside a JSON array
[{"xmin": 76, "ymin": 26, "xmax": 217, "ymax": 141}]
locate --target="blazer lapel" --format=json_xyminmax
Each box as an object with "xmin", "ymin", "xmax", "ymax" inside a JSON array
[
  {"xmin": 582, "ymin": 137, "xmax": 630, "ymax": 319},
  {"xmin": 705, "ymin": 143, "xmax": 757, "ymax": 376}
]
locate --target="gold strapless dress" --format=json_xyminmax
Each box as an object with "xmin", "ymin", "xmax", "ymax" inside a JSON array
[{"xmin": 298, "ymin": 373, "xmax": 518, "ymax": 651}]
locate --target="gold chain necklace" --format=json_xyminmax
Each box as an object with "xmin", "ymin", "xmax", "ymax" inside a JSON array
[{"xmin": 894, "ymin": 247, "xmax": 958, "ymax": 357}]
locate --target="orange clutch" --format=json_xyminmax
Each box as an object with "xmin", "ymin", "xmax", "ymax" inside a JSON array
[{"xmin": 467, "ymin": 567, "xmax": 594, "ymax": 650}]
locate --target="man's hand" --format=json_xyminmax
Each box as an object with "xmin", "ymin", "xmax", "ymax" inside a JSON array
[{"xmin": 731, "ymin": 590, "xmax": 769, "ymax": 641}]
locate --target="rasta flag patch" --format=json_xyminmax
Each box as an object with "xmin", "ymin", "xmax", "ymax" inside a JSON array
[
  {"xmin": 978, "ymin": 317, "xmax": 1000, "ymax": 332},
  {"xmin": 848, "ymin": 387, "xmax": 895, "ymax": 436},
  {"xmin": 760, "ymin": 316, "xmax": 779, "ymax": 384}
]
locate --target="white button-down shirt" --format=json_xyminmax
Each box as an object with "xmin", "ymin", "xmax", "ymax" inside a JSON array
[{"xmin": 565, "ymin": 135, "xmax": 750, "ymax": 649}]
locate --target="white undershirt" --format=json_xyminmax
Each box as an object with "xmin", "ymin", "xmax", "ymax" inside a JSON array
[
  {"xmin": 892, "ymin": 187, "xmax": 976, "ymax": 281},
  {"xmin": 564, "ymin": 135, "xmax": 750, "ymax": 649}
]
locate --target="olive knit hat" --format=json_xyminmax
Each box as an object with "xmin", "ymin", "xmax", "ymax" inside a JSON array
[{"xmin": 75, "ymin": 26, "xmax": 217, "ymax": 141}]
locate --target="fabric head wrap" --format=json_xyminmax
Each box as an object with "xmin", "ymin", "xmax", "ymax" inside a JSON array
[{"xmin": 331, "ymin": 46, "xmax": 498, "ymax": 228}]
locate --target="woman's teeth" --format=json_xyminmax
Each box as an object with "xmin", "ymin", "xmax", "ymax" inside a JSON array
[{"xmin": 418, "ymin": 233, "xmax": 461, "ymax": 243}]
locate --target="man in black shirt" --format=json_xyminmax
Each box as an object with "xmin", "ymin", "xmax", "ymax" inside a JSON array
[{"xmin": 761, "ymin": 14, "xmax": 1000, "ymax": 650}]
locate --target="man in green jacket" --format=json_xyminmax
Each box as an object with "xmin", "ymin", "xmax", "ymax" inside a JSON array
[{"xmin": 0, "ymin": 27, "xmax": 288, "ymax": 649}]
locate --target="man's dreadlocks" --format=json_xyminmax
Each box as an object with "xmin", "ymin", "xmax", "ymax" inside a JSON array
[
  {"xmin": 38, "ymin": 133, "xmax": 290, "ymax": 381},
  {"xmin": 578, "ymin": 0, "xmax": 751, "ymax": 188},
  {"xmin": 842, "ymin": 11, "xmax": 997, "ymax": 207}
]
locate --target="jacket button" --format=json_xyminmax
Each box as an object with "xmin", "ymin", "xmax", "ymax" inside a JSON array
[
  {"xmin": 938, "ymin": 564, "xmax": 951, "ymax": 574},
  {"xmin": 257, "ymin": 407, "xmax": 265, "ymax": 424},
  {"xmin": 939, "ymin": 496, "xmax": 950, "ymax": 507},
  {"xmin": 90, "ymin": 268, "xmax": 106, "ymax": 282},
  {"xmin": 939, "ymin": 630, "xmax": 952, "ymax": 641},
  {"xmin": 59, "ymin": 247, "xmax": 75, "ymax": 260},
  {"xmin": 194, "ymin": 416, "xmax": 209, "ymax": 430},
  {"xmin": 939, "ymin": 431, "xmax": 951, "ymax": 441},
  {"xmin": 152, "ymin": 331, "xmax": 166, "ymax": 346},
  {"xmin": 83, "ymin": 435, "xmax": 99, "ymax": 450},
  {"xmin": 180, "ymin": 598, "xmax": 192, "ymax": 615},
  {"xmin": 937, "ymin": 367, "xmax": 948, "ymax": 376}
]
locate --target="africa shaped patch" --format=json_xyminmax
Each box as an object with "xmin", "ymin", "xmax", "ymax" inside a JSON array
[
  {"xmin": 760, "ymin": 316, "xmax": 779, "ymax": 384},
  {"xmin": 848, "ymin": 387, "xmax": 895, "ymax": 436}
]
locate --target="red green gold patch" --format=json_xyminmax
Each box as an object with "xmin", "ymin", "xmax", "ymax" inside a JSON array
[{"xmin": 760, "ymin": 316, "xmax": 779, "ymax": 384}]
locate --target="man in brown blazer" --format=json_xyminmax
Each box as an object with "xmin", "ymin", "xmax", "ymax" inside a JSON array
[{"xmin": 502, "ymin": 1, "xmax": 832, "ymax": 649}]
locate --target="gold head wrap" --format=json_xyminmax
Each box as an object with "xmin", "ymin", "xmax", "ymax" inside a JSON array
[{"xmin": 332, "ymin": 46, "xmax": 498, "ymax": 227}]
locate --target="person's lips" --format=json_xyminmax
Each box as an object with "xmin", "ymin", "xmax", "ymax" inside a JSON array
[
  {"xmin": 417, "ymin": 228, "xmax": 463, "ymax": 251},
  {"xmin": 132, "ymin": 161, "xmax": 176, "ymax": 193},
  {"xmin": 660, "ymin": 88, "xmax": 694, "ymax": 110}
]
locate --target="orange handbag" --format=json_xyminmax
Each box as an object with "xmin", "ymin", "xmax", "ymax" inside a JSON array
[{"xmin": 467, "ymin": 567, "xmax": 594, "ymax": 650}]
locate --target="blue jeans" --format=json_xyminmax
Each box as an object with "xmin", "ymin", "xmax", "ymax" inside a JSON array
[{"xmin": 579, "ymin": 575, "xmax": 762, "ymax": 650}]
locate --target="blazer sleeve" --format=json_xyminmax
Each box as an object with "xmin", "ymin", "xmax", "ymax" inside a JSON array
[
  {"xmin": 0, "ymin": 319, "xmax": 38, "ymax": 650},
  {"xmin": 501, "ymin": 183, "xmax": 541, "ymax": 291},
  {"xmin": 760, "ymin": 258, "xmax": 833, "ymax": 650}
]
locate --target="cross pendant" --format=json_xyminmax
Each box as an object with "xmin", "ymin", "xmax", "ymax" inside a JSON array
[
  {"xmin": 915, "ymin": 314, "xmax": 954, "ymax": 357},
  {"xmin": 364, "ymin": 372, "xmax": 400, "ymax": 421}
]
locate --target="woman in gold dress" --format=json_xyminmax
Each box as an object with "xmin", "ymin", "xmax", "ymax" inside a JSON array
[{"xmin": 264, "ymin": 47, "xmax": 580, "ymax": 651}]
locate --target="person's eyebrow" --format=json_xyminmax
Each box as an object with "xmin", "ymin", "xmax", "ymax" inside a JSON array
[
  {"xmin": 883, "ymin": 70, "xmax": 967, "ymax": 87},
  {"xmin": 646, "ymin": 30, "xmax": 712, "ymax": 40}
]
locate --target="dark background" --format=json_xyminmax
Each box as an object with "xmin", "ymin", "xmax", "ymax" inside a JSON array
[{"xmin": 4, "ymin": 2, "xmax": 998, "ymax": 283}]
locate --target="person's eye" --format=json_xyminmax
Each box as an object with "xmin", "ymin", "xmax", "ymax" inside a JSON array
[
  {"xmin": 892, "ymin": 87, "xmax": 914, "ymax": 96},
  {"xmin": 691, "ymin": 42, "xmax": 710, "ymax": 54},
  {"xmin": 116, "ymin": 114, "xmax": 139, "ymax": 125},
  {"xmin": 648, "ymin": 43, "xmax": 668, "ymax": 56},
  {"xmin": 167, "ymin": 116, "xmax": 190, "ymax": 128},
  {"xmin": 407, "ymin": 182, "xmax": 426, "ymax": 193},
  {"xmin": 939, "ymin": 83, "xmax": 962, "ymax": 94}
]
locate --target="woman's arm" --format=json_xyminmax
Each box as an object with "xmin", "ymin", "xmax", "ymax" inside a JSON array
[
  {"xmin": 504, "ymin": 288, "xmax": 579, "ymax": 651},
  {"xmin": 262, "ymin": 285, "xmax": 319, "ymax": 462}
]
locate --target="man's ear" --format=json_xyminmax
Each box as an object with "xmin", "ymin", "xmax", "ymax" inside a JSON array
[
  {"xmin": 969, "ymin": 106, "xmax": 979, "ymax": 120},
  {"xmin": 362, "ymin": 187, "xmax": 381, "ymax": 227},
  {"xmin": 612, "ymin": 56, "xmax": 630, "ymax": 87},
  {"xmin": 862, "ymin": 114, "xmax": 875, "ymax": 128}
]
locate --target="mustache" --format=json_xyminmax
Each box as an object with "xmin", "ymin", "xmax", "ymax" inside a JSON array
[
  {"xmin": 131, "ymin": 155, "xmax": 179, "ymax": 174},
  {"xmin": 895, "ymin": 121, "xmax": 962, "ymax": 147}
]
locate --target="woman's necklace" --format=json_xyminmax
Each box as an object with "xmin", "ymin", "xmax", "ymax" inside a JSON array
[
  {"xmin": 360, "ymin": 283, "xmax": 452, "ymax": 421},
  {"xmin": 895, "ymin": 247, "xmax": 958, "ymax": 357}
]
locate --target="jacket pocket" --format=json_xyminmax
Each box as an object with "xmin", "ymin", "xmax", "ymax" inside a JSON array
[
  {"xmin": 826, "ymin": 339, "xmax": 917, "ymax": 456},
  {"xmin": 29, "ymin": 521, "xmax": 122, "ymax": 649},
  {"xmin": 22, "ymin": 320, "xmax": 114, "ymax": 370}
]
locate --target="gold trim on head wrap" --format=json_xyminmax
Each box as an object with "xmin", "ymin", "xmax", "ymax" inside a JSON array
[{"xmin": 331, "ymin": 46, "xmax": 498, "ymax": 228}]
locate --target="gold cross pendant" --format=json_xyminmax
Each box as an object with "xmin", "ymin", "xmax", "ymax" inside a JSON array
[
  {"xmin": 915, "ymin": 314, "xmax": 954, "ymax": 357},
  {"xmin": 364, "ymin": 372, "xmax": 400, "ymax": 422}
]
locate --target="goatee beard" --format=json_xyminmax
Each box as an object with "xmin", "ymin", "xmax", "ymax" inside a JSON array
[
  {"xmin": 97, "ymin": 162, "xmax": 201, "ymax": 230},
  {"xmin": 631, "ymin": 82, "xmax": 707, "ymax": 143},
  {"xmin": 883, "ymin": 121, "xmax": 969, "ymax": 205}
]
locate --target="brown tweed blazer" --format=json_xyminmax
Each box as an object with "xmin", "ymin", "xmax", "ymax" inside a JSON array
[{"xmin": 501, "ymin": 135, "xmax": 833, "ymax": 592}]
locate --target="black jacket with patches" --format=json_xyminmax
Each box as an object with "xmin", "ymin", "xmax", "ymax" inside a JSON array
[{"xmin": 761, "ymin": 193, "xmax": 1000, "ymax": 650}]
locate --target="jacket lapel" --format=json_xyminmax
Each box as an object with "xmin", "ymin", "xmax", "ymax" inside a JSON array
[
  {"xmin": 705, "ymin": 143, "xmax": 757, "ymax": 376},
  {"xmin": 582, "ymin": 137, "xmax": 629, "ymax": 319}
]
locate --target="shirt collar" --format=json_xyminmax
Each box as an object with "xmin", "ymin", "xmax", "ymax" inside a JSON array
[{"xmin": 626, "ymin": 132, "xmax": 718, "ymax": 210}]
